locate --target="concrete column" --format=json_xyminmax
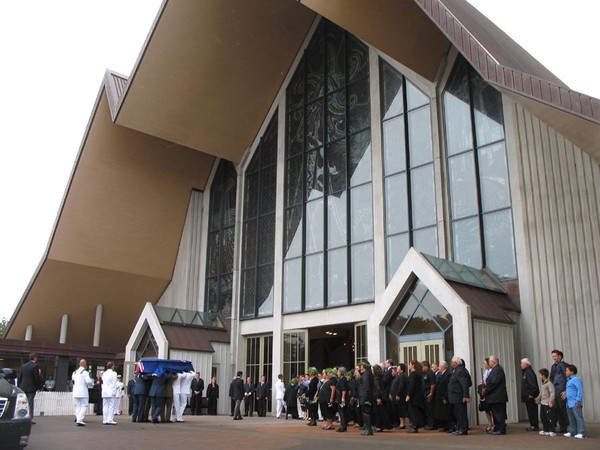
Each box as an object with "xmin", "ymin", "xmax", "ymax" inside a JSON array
[
  {"xmin": 59, "ymin": 314, "xmax": 68, "ymax": 344},
  {"xmin": 93, "ymin": 304, "xmax": 103, "ymax": 347},
  {"xmin": 25, "ymin": 325, "xmax": 33, "ymax": 341}
]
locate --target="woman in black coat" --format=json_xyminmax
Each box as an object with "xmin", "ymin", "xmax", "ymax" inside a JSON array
[
  {"xmin": 306, "ymin": 368, "xmax": 320, "ymax": 426},
  {"xmin": 391, "ymin": 363, "xmax": 409, "ymax": 429},
  {"xmin": 318, "ymin": 369, "xmax": 337, "ymax": 430},
  {"xmin": 206, "ymin": 377, "xmax": 219, "ymax": 415},
  {"xmin": 405, "ymin": 360, "xmax": 426, "ymax": 433}
]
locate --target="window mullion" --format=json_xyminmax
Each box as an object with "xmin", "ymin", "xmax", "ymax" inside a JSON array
[
  {"xmin": 466, "ymin": 66, "xmax": 486, "ymax": 267},
  {"xmin": 344, "ymin": 29, "xmax": 352, "ymax": 306}
]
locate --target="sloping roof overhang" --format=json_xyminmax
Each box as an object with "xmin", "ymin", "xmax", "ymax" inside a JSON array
[
  {"xmin": 299, "ymin": 0, "xmax": 452, "ymax": 81},
  {"xmin": 114, "ymin": 0, "xmax": 316, "ymax": 163},
  {"xmin": 415, "ymin": 0, "xmax": 600, "ymax": 158},
  {"xmin": 5, "ymin": 77, "xmax": 215, "ymax": 348}
]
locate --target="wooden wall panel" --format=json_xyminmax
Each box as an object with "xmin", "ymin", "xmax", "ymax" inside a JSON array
[{"xmin": 509, "ymin": 102, "xmax": 600, "ymax": 421}]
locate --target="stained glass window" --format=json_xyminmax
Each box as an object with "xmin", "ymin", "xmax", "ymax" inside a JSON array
[
  {"xmin": 283, "ymin": 19, "xmax": 372, "ymax": 313},
  {"xmin": 240, "ymin": 113, "xmax": 278, "ymax": 319},
  {"xmin": 205, "ymin": 160, "xmax": 237, "ymax": 318}
]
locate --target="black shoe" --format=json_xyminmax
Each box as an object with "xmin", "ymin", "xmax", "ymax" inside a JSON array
[
  {"xmin": 525, "ymin": 426, "xmax": 539, "ymax": 432},
  {"xmin": 336, "ymin": 428, "xmax": 347, "ymax": 432},
  {"xmin": 362, "ymin": 430, "xmax": 373, "ymax": 436},
  {"xmin": 409, "ymin": 428, "xmax": 418, "ymax": 433},
  {"xmin": 424, "ymin": 425, "xmax": 432, "ymax": 431},
  {"xmin": 453, "ymin": 430, "xmax": 467, "ymax": 435},
  {"xmin": 491, "ymin": 430, "xmax": 506, "ymax": 435}
]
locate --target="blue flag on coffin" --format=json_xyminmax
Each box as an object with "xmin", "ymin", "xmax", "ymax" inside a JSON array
[{"xmin": 135, "ymin": 358, "xmax": 194, "ymax": 377}]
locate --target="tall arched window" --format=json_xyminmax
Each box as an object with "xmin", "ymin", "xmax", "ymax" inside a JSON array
[
  {"xmin": 283, "ymin": 19, "xmax": 372, "ymax": 313},
  {"xmin": 205, "ymin": 160, "xmax": 237, "ymax": 318},
  {"xmin": 442, "ymin": 57, "xmax": 516, "ymax": 279}
]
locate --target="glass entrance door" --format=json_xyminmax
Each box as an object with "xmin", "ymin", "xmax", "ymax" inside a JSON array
[
  {"xmin": 282, "ymin": 330, "xmax": 308, "ymax": 382},
  {"xmin": 399, "ymin": 337, "xmax": 443, "ymax": 365}
]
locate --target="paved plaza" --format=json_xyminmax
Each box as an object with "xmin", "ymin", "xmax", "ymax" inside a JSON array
[{"xmin": 22, "ymin": 414, "xmax": 596, "ymax": 450}]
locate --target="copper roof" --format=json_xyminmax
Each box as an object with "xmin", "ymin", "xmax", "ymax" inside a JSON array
[
  {"xmin": 161, "ymin": 324, "xmax": 230, "ymax": 353},
  {"xmin": 447, "ymin": 281, "xmax": 517, "ymax": 325},
  {"xmin": 416, "ymin": 0, "xmax": 600, "ymax": 125}
]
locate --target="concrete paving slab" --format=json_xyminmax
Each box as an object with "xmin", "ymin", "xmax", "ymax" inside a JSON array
[{"xmin": 21, "ymin": 414, "xmax": 597, "ymax": 450}]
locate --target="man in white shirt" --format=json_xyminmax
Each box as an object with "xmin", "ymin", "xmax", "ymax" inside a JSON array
[
  {"xmin": 115, "ymin": 374, "xmax": 124, "ymax": 415},
  {"xmin": 275, "ymin": 374, "xmax": 286, "ymax": 419},
  {"xmin": 72, "ymin": 359, "xmax": 93, "ymax": 426},
  {"xmin": 101, "ymin": 361, "xmax": 118, "ymax": 425}
]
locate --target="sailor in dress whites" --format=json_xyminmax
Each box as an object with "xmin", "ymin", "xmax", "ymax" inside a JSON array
[{"xmin": 72, "ymin": 359, "xmax": 94, "ymax": 426}]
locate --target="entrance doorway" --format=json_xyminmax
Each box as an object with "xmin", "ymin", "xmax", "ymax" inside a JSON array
[{"xmin": 309, "ymin": 324, "xmax": 354, "ymax": 370}]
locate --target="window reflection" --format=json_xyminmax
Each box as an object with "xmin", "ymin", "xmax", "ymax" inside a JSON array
[
  {"xmin": 380, "ymin": 59, "xmax": 437, "ymax": 284},
  {"xmin": 283, "ymin": 18, "xmax": 372, "ymax": 312},
  {"xmin": 205, "ymin": 160, "xmax": 237, "ymax": 319},
  {"xmin": 443, "ymin": 56, "xmax": 516, "ymax": 279},
  {"xmin": 240, "ymin": 113, "xmax": 277, "ymax": 319}
]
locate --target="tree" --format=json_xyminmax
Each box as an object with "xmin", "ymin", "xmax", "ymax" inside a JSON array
[{"xmin": 0, "ymin": 317, "xmax": 7, "ymax": 338}]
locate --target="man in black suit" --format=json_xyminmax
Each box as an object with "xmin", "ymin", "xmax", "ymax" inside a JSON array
[
  {"xmin": 190, "ymin": 372, "xmax": 205, "ymax": 415},
  {"xmin": 448, "ymin": 356, "xmax": 471, "ymax": 435},
  {"xmin": 256, "ymin": 375, "xmax": 269, "ymax": 417},
  {"xmin": 243, "ymin": 376, "xmax": 255, "ymax": 417},
  {"xmin": 149, "ymin": 369, "xmax": 172, "ymax": 423},
  {"xmin": 433, "ymin": 361, "xmax": 453, "ymax": 432},
  {"xmin": 18, "ymin": 352, "xmax": 43, "ymax": 423},
  {"xmin": 230, "ymin": 371, "xmax": 245, "ymax": 420},
  {"xmin": 485, "ymin": 355, "xmax": 508, "ymax": 435}
]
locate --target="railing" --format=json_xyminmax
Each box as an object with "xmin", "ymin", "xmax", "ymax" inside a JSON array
[{"xmin": 35, "ymin": 392, "xmax": 128, "ymax": 417}]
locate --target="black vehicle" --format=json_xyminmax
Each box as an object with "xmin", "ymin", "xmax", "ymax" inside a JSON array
[{"xmin": 0, "ymin": 368, "xmax": 32, "ymax": 449}]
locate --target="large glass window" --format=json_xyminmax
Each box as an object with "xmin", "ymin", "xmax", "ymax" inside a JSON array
[
  {"xmin": 386, "ymin": 279, "xmax": 453, "ymax": 364},
  {"xmin": 443, "ymin": 57, "xmax": 516, "ymax": 279},
  {"xmin": 283, "ymin": 19, "xmax": 372, "ymax": 313},
  {"xmin": 205, "ymin": 160, "xmax": 237, "ymax": 318},
  {"xmin": 241, "ymin": 113, "xmax": 278, "ymax": 319},
  {"xmin": 380, "ymin": 59, "xmax": 437, "ymax": 283}
]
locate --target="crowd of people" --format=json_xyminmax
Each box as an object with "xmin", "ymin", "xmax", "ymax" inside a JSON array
[
  {"xmin": 17, "ymin": 348, "xmax": 587, "ymax": 439},
  {"xmin": 226, "ymin": 349, "xmax": 586, "ymax": 439}
]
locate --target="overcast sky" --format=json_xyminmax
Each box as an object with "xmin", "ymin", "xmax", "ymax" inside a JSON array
[{"xmin": 1, "ymin": 0, "xmax": 599, "ymax": 322}]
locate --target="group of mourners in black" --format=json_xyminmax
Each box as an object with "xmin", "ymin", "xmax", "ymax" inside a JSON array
[{"xmin": 282, "ymin": 355, "xmax": 474, "ymax": 436}]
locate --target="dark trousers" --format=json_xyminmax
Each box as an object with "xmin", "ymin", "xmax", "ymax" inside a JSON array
[
  {"xmin": 489, "ymin": 402, "xmax": 507, "ymax": 433},
  {"xmin": 362, "ymin": 403, "xmax": 373, "ymax": 434},
  {"xmin": 161, "ymin": 397, "xmax": 173, "ymax": 422},
  {"xmin": 352, "ymin": 402, "xmax": 364, "ymax": 427},
  {"xmin": 244, "ymin": 396, "xmax": 254, "ymax": 416},
  {"xmin": 128, "ymin": 395, "xmax": 134, "ymax": 415},
  {"xmin": 151, "ymin": 396, "xmax": 165, "ymax": 422},
  {"xmin": 409, "ymin": 403, "xmax": 425, "ymax": 430},
  {"xmin": 452, "ymin": 402, "xmax": 468, "ymax": 432},
  {"xmin": 540, "ymin": 404, "xmax": 556, "ymax": 433},
  {"xmin": 190, "ymin": 393, "xmax": 203, "ymax": 415},
  {"xmin": 555, "ymin": 393, "xmax": 569, "ymax": 432},
  {"xmin": 309, "ymin": 401, "xmax": 318, "ymax": 422},
  {"xmin": 425, "ymin": 397, "xmax": 435, "ymax": 427},
  {"xmin": 233, "ymin": 399, "xmax": 242, "ymax": 419},
  {"xmin": 257, "ymin": 397, "xmax": 267, "ymax": 417},
  {"xmin": 525, "ymin": 398, "xmax": 539, "ymax": 428},
  {"xmin": 132, "ymin": 394, "xmax": 146, "ymax": 422},
  {"xmin": 338, "ymin": 403, "xmax": 348, "ymax": 430}
]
